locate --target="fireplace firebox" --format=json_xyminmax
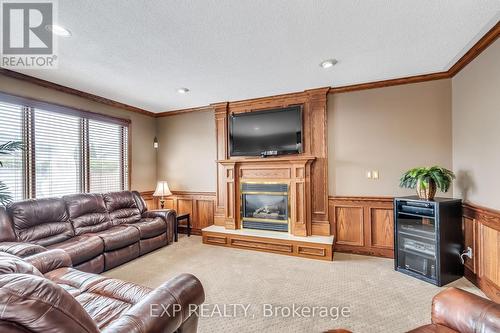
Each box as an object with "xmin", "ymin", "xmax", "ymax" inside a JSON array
[{"xmin": 241, "ymin": 183, "xmax": 289, "ymax": 232}]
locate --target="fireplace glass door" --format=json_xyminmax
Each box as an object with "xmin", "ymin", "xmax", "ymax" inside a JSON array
[{"xmin": 241, "ymin": 183, "xmax": 289, "ymax": 232}]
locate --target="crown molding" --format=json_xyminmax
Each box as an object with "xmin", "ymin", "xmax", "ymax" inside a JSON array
[
  {"xmin": 0, "ymin": 68, "xmax": 156, "ymax": 117},
  {"xmin": 154, "ymin": 105, "xmax": 213, "ymax": 118},
  {"xmin": 330, "ymin": 21, "xmax": 499, "ymax": 94},
  {"xmin": 1, "ymin": 21, "xmax": 498, "ymax": 117}
]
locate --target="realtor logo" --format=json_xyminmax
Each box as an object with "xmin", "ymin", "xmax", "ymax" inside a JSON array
[{"xmin": 1, "ymin": 0, "xmax": 57, "ymax": 68}]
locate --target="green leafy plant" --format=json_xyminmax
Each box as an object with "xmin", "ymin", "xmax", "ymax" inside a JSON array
[
  {"xmin": 400, "ymin": 166, "xmax": 455, "ymax": 194},
  {"xmin": 0, "ymin": 141, "xmax": 23, "ymax": 206}
]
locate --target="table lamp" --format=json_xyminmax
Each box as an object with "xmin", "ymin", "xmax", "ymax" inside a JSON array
[{"xmin": 153, "ymin": 180, "xmax": 172, "ymax": 209}]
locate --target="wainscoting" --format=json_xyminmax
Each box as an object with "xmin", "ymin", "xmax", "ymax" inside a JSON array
[
  {"xmin": 328, "ymin": 196, "xmax": 395, "ymax": 258},
  {"xmin": 140, "ymin": 191, "xmax": 216, "ymax": 235},
  {"xmin": 329, "ymin": 195, "xmax": 500, "ymax": 302},
  {"xmin": 462, "ymin": 202, "xmax": 500, "ymax": 302}
]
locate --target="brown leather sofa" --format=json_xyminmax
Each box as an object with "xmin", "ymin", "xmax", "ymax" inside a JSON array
[
  {"xmin": 0, "ymin": 191, "xmax": 175, "ymax": 273},
  {"xmin": 408, "ymin": 287, "xmax": 500, "ymax": 333},
  {"xmin": 328, "ymin": 287, "xmax": 499, "ymax": 333},
  {"xmin": 0, "ymin": 250, "xmax": 204, "ymax": 332}
]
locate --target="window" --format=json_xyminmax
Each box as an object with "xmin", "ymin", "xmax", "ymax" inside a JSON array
[
  {"xmin": 89, "ymin": 119, "xmax": 129, "ymax": 193},
  {"xmin": 0, "ymin": 102, "xmax": 24, "ymax": 201},
  {"xmin": 0, "ymin": 93, "xmax": 130, "ymax": 201},
  {"xmin": 34, "ymin": 109, "xmax": 82, "ymax": 198}
]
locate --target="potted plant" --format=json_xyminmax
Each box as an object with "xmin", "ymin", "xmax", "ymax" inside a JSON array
[
  {"xmin": 400, "ymin": 166, "xmax": 455, "ymax": 200},
  {"xmin": 0, "ymin": 141, "xmax": 23, "ymax": 206}
]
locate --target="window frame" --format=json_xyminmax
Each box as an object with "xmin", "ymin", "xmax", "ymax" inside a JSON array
[{"xmin": 0, "ymin": 91, "xmax": 131, "ymax": 198}]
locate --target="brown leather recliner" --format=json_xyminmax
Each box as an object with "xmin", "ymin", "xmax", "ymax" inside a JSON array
[
  {"xmin": 0, "ymin": 250, "xmax": 204, "ymax": 332},
  {"xmin": 408, "ymin": 287, "xmax": 500, "ymax": 333},
  {"xmin": 0, "ymin": 191, "xmax": 176, "ymax": 274}
]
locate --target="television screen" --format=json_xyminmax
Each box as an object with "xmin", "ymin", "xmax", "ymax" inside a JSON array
[{"xmin": 229, "ymin": 106, "xmax": 302, "ymax": 156}]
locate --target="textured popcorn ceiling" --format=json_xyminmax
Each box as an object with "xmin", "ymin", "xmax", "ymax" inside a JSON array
[{"xmin": 14, "ymin": 0, "xmax": 500, "ymax": 112}]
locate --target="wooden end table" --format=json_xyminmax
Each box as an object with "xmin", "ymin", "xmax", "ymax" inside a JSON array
[{"xmin": 176, "ymin": 213, "xmax": 191, "ymax": 242}]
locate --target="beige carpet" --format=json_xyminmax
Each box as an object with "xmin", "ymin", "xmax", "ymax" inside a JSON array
[{"xmin": 104, "ymin": 235, "xmax": 483, "ymax": 333}]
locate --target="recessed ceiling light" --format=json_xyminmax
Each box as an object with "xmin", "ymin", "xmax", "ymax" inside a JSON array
[
  {"xmin": 177, "ymin": 87, "xmax": 189, "ymax": 94},
  {"xmin": 320, "ymin": 59, "xmax": 337, "ymax": 69},
  {"xmin": 45, "ymin": 24, "xmax": 72, "ymax": 38}
]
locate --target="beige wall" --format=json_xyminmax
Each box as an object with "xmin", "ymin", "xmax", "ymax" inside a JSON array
[
  {"xmin": 452, "ymin": 39, "xmax": 500, "ymax": 210},
  {"xmin": 0, "ymin": 75, "xmax": 157, "ymax": 192},
  {"xmin": 156, "ymin": 111, "xmax": 216, "ymax": 192},
  {"xmin": 328, "ymin": 79, "xmax": 453, "ymax": 197}
]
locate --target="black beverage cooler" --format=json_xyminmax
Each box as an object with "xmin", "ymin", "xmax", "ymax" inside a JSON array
[{"xmin": 394, "ymin": 196, "xmax": 463, "ymax": 286}]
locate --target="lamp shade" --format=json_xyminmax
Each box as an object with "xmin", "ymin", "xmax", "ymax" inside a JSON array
[{"xmin": 153, "ymin": 181, "xmax": 172, "ymax": 197}]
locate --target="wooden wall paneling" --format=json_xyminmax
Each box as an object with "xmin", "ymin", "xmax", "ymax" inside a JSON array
[
  {"xmin": 480, "ymin": 225, "xmax": 500, "ymax": 288},
  {"xmin": 334, "ymin": 206, "xmax": 364, "ymax": 246},
  {"xmin": 369, "ymin": 208, "xmax": 394, "ymax": 249},
  {"xmin": 196, "ymin": 199, "xmax": 215, "ymax": 230},
  {"xmin": 462, "ymin": 217, "xmax": 477, "ymax": 274},
  {"xmin": 463, "ymin": 202, "xmax": 500, "ymax": 302},
  {"xmin": 164, "ymin": 198, "xmax": 176, "ymax": 210},
  {"xmin": 329, "ymin": 196, "xmax": 394, "ymax": 258},
  {"xmin": 177, "ymin": 198, "xmax": 193, "ymax": 216},
  {"xmin": 139, "ymin": 190, "xmax": 216, "ymax": 235}
]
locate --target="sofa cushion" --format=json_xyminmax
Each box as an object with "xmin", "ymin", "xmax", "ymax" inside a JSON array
[
  {"xmin": 0, "ymin": 252, "xmax": 43, "ymax": 277},
  {"xmin": 63, "ymin": 193, "xmax": 113, "ymax": 235},
  {"xmin": 103, "ymin": 191, "xmax": 141, "ymax": 225},
  {"xmin": 7, "ymin": 198, "xmax": 74, "ymax": 246},
  {"xmin": 72, "ymin": 276, "xmax": 151, "ymax": 329},
  {"xmin": 0, "ymin": 273, "xmax": 100, "ymax": 332},
  {"xmin": 91, "ymin": 226, "xmax": 140, "ymax": 251},
  {"xmin": 0, "ymin": 242, "xmax": 46, "ymax": 258},
  {"xmin": 129, "ymin": 217, "xmax": 166, "ymax": 239},
  {"xmin": 47, "ymin": 235, "xmax": 104, "ymax": 265}
]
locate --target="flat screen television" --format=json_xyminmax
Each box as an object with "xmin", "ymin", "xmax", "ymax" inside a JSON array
[{"xmin": 229, "ymin": 105, "xmax": 303, "ymax": 157}]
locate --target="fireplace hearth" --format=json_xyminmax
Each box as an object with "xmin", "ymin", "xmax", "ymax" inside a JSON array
[{"xmin": 241, "ymin": 183, "xmax": 289, "ymax": 232}]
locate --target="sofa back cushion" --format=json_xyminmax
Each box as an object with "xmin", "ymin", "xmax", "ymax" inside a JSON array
[
  {"xmin": 0, "ymin": 207, "xmax": 16, "ymax": 242},
  {"xmin": 63, "ymin": 193, "xmax": 113, "ymax": 235},
  {"xmin": 7, "ymin": 198, "xmax": 73, "ymax": 246},
  {"xmin": 132, "ymin": 191, "xmax": 148, "ymax": 214},
  {"xmin": 103, "ymin": 191, "xmax": 141, "ymax": 225}
]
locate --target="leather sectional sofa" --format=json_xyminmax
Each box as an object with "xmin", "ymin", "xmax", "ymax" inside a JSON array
[
  {"xmin": 0, "ymin": 191, "xmax": 176, "ymax": 273},
  {"xmin": 0, "ymin": 249, "xmax": 204, "ymax": 332}
]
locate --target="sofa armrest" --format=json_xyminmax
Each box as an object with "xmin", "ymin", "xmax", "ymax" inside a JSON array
[
  {"xmin": 102, "ymin": 273, "xmax": 204, "ymax": 333},
  {"xmin": 0, "ymin": 242, "xmax": 47, "ymax": 258},
  {"xmin": 432, "ymin": 287, "xmax": 500, "ymax": 332},
  {"xmin": 24, "ymin": 249, "xmax": 72, "ymax": 274},
  {"xmin": 143, "ymin": 209, "xmax": 176, "ymax": 244}
]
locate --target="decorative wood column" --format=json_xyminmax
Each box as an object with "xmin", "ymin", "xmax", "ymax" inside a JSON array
[
  {"xmin": 221, "ymin": 161, "xmax": 236, "ymax": 229},
  {"xmin": 290, "ymin": 160, "xmax": 313, "ymax": 236},
  {"xmin": 212, "ymin": 102, "xmax": 229, "ymax": 226},
  {"xmin": 305, "ymin": 88, "xmax": 330, "ymax": 235}
]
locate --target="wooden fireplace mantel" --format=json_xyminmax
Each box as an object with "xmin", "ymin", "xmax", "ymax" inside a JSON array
[
  {"xmin": 218, "ymin": 156, "xmax": 315, "ymax": 236},
  {"xmin": 212, "ymin": 88, "xmax": 331, "ymax": 237}
]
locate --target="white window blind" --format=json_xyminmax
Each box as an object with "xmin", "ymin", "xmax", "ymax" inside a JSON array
[
  {"xmin": 0, "ymin": 93, "xmax": 130, "ymax": 202},
  {"xmin": 34, "ymin": 109, "xmax": 82, "ymax": 198},
  {"xmin": 0, "ymin": 102, "xmax": 24, "ymax": 202},
  {"xmin": 89, "ymin": 119, "xmax": 129, "ymax": 193}
]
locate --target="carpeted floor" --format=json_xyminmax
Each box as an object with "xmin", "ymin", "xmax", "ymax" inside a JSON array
[{"xmin": 104, "ymin": 235, "xmax": 483, "ymax": 333}]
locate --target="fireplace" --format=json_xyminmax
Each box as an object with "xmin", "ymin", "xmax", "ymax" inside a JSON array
[{"xmin": 241, "ymin": 182, "xmax": 289, "ymax": 232}]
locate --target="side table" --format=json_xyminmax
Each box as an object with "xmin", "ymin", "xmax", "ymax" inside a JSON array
[{"xmin": 176, "ymin": 213, "xmax": 191, "ymax": 242}]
